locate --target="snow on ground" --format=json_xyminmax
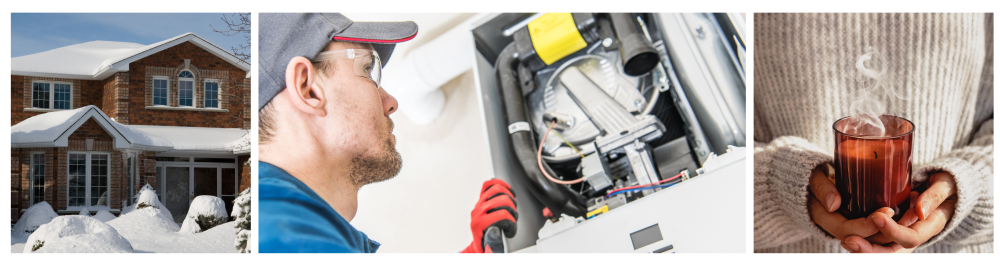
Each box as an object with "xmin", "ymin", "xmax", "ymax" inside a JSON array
[
  {"xmin": 79, "ymin": 208, "xmax": 92, "ymax": 216},
  {"xmin": 24, "ymin": 215, "xmax": 132, "ymax": 253},
  {"xmin": 107, "ymin": 208, "xmax": 237, "ymax": 253},
  {"xmin": 11, "ymin": 202, "xmax": 58, "ymax": 244},
  {"xmin": 179, "ymin": 195, "xmax": 229, "ymax": 234},
  {"xmin": 93, "ymin": 210, "xmax": 117, "ymax": 222},
  {"xmin": 11, "ymin": 188, "xmax": 238, "ymax": 253},
  {"xmin": 11, "ymin": 243, "xmax": 25, "ymax": 253}
]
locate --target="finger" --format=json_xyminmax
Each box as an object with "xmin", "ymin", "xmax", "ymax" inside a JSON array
[
  {"xmin": 810, "ymin": 198, "xmax": 880, "ymax": 239},
  {"xmin": 916, "ymin": 173, "xmax": 956, "ymax": 220},
  {"xmin": 843, "ymin": 235, "xmax": 904, "ymax": 253},
  {"xmin": 866, "ymin": 232, "xmax": 892, "ymax": 245},
  {"xmin": 874, "ymin": 201, "xmax": 954, "ymax": 249},
  {"xmin": 809, "ymin": 168, "xmax": 841, "ymax": 212},
  {"xmin": 476, "ymin": 192, "xmax": 518, "ymax": 220},
  {"xmin": 481, "ymin": 179, "xmax": 514, "ymax": 197},
  {"xmin": 898, "ymin": 208, "xmax": 920, "ymax": 227},
  {"xmin": 481, "ymin": 184, "xmax": 517, "ymax": 207},
  {"xmin": 483, "ymin": 212, "xmax": 517, "ymax": 237}
]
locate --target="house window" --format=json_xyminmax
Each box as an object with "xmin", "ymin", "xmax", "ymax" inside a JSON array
[
  {"xmin": 204, "ymin": 80, "xmax": 219, "ymax": 108},
  {"xmin": 32, "ymin": 82, "xmax": 50, "ymax": 109},
  {"xmin": 178, "ymin": 70, "xmax": 194, "ymax": 107},
  {"xmin": 67, "ymin": 153, "xmax": 110, "ymax": 208},
  {"xmin": 31, "ymin": 81, "xmax": 72, "ymax": 110},
  {"xmin": 153, "ymin": 77, "xmax": 169, "ymax": 106},
  {"xmin": 30, "ymin": 153, "xmax": 45, "ymax": 205}
]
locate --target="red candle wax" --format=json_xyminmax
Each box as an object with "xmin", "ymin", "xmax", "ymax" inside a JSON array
[{"xmin": 833, "ymin": 115, "xmax": 914, "ymax": 220}]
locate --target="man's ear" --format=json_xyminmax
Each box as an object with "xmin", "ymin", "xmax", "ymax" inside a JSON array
[{"xmin": 284, "ymin": 56, "xmax": 327, "ymax": 117}]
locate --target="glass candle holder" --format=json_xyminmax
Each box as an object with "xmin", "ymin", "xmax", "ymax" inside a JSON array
[{"xmin": 833, "ymin": 115, "xmax": 914, "ymax": 220}]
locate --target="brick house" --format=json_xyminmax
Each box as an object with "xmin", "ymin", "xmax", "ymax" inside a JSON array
[{"xmin": 10, "ymin": 33, "xmax": 251, "ymax": 225}]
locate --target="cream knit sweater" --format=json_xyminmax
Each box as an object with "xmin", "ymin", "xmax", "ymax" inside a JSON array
[{"xmin": 753, "ymin": 13, "xmax": 993, "ymax": 253}]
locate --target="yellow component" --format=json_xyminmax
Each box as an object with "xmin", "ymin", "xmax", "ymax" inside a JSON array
[
  {"xmin": 527, "ymin": 13, "xmax": 588, "ymax": 65},
  {"xmin": 586, "ymin": 205, "xmax": 609, "ymax": 219}
]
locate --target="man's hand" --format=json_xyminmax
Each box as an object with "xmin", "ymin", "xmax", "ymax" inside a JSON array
[
  {"xmin": 809, "ymin": 165, "xmax": 882, "ymax": 243},
  {"xmin": 461, "ymin": 179, "xmax": 518, "ymax": 253},
  {"xmin": 844, "ymin": 172, "xmax": 957, "ymax": 252}
]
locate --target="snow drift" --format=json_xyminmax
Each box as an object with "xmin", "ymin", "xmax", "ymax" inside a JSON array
[
  {"xmin": 93, "ymin": 210, "xmax": 118, "ymax": 223},
  {"xmin": 24, "ymin": 215, "xmax": 132, "ymax": 253},
  {"xmin": 107, "ymin": 208, "xmax": 179, "ymax": 234},
  {"xmin": 11, "ymin": 202, "xmax": 59, "ymax": 244}
]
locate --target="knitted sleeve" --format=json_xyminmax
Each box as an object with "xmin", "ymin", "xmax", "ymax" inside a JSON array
[
  {"xmin": 753, "ymin": 137, "xmax": 836, "ymax": 249},
  {"xmin": 913, "ymin": 119, "xmax": 994, "ymax": 252}
]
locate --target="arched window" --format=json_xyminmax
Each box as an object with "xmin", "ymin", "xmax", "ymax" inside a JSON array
[{"xmin": 178, "ymin": 70, "xmax": 194, "ymax": 107}]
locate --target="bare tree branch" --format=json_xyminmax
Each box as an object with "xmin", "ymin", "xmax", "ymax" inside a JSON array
[{"xmin": 211, "ymin": 13, "xmax": 251, "ymax": 64}]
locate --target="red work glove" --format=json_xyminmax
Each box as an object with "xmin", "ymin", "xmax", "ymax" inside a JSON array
[{"xmin": 461, "ymin": 179, "xmax": 518, "ymax": 253}]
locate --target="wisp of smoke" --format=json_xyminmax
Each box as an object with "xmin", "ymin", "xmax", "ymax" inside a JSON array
[{"xmin": 843, "ymin": 47, "xmax": 906, "ymax": 137}]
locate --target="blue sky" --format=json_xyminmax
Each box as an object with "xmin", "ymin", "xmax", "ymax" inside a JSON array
[{"xmin": 11, "ymin": 13, "xmax": 249, "ymax": 59}]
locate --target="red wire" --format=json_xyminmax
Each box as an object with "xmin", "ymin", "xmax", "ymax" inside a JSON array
[{"xmin": 605, "ymin": 172, "xmax": 684, "ymax": 195}]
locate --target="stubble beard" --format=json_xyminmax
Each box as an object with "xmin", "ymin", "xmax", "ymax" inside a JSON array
[{"xmin": 350, "ymin": 117, "xmax": 402, "ymax": 187}]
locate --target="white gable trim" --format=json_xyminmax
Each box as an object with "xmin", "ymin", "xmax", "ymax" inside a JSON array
[
  {"xmin": 55, "ymin": 108, "xmax": 131, "ymax": 149},
  {"xmin": 95, "ymin": 33, "xmax": 249, "ymax": 80}
]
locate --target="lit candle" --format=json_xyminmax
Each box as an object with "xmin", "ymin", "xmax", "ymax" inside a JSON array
[{"xmin": 833, "ymin": 116, "xmax": 914, "ymax": 220}]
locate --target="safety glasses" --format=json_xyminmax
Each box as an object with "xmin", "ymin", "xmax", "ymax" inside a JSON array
[{"xmin": 311, "ymin": 49, "xmax": 382, "ymax": 89}]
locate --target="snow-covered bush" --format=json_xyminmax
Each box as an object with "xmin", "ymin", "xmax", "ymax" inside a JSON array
[
  {"xmin": 121, "ymin": 184, "xmax": 172, "ymax": 219},
  {"xmin": 24, "ymin": 215, "xmax": 132, "ymax": 253},
  {"xmin": 12, "ymin": 202, "xmax": 59, "ymax": 243},
  {"xmin": 232, "ymin": 188, "xmax": 251, "ymax": 253},
  {"xmin": 93, "ymin": 210, "xmax": 117, "ymax": 223},
  {"xmin": 79, "ymin": 207, "xmax": 91, "ymax": 217},
  {"xmin": 179, "ymin": 195, "xmax": 229, "ymax": 234}
]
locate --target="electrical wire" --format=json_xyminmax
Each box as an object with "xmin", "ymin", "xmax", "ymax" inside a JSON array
[
  {"xmin": 539, "ymin": 120, "xmax": 585, "ymax": 185},
  {"xmin": 605, "ymin": 182, "xmax": 678, "ymax": 198},
  {"xmin": 605, "ymin": 172, "xmax": 684, "ymax": 196},
  {"xmin": 550, "ymin": 129, "xmax": 585, "ymax": 158}
]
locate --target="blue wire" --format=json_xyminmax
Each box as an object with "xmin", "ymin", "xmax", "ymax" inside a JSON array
[{"xmin": 605, "ymin": 182, "xmax": 678, "ymax": 198}]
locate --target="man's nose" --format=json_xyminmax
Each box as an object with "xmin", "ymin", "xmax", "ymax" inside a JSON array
[{"xmin": 380, "ymin": 86, "xmax": 399, "ymax": 116}]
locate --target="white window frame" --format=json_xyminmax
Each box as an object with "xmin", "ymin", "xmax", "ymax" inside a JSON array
[
  {"xmin": 30, "ymin": 81, "xmax": 73, "ymax": 110},
  {"xmin": 152, "ymin": 76, "xmax": 170, "ymax": 106},
  {"xmin": 29, "ymin": 152, "xmax": 45, "ymax": 206},
  {"xmin": 178, "ymin": 71, "xmax": 195, "ymax": 108},
  {"xmin": 66, "ymin": 151, "xmax": 112, "ymax": 210},
  {"xmin": 203, "ymin": 79, "xmax": 220, "ymax": 109}
]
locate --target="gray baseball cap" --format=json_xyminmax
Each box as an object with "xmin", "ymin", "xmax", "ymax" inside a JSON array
[{"xmin": 258, "ymin": 13, "xmax": 418, "ymax": 110}]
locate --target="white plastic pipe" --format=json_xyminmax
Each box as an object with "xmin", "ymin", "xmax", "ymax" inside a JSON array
[{"xmin": 381, "ymin": 19, "xmax": 476, "ymax": 125}]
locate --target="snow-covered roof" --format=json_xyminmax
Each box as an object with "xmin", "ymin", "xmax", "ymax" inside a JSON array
[
  {"xmin": 11, "ymin": 106, "xmax": 171, "ymax": 150},
  {"xmin": 12, "ymin": 33, "xmax": 249, "ymax": 80},
  {"xmin": 129, "ymin": 125, "xmax": 249, "ymax": 155},
  {"xmin": 11, "ymin": 106, "xmax": 248, "ymax": 154}
]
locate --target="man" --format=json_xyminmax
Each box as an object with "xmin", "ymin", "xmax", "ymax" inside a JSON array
[{"xmin": 257, "ymin": 13, "xmax": 517, "ymax": 253}]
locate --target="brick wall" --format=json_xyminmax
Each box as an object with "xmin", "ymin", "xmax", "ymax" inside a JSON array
[
  {"xmin": 100, "ymin": 73, "xmax": 130, "ymax": 124},
  {"xmin": 11, "ymin": 76, "xmax": 103, "ymax": 126},
  {"xmin": 128, "ymin": 41, "xmax": 249, "ymax": 129},
  {"xmin": 237, "ymin": 155, "xmax": 251, "ymax": 192}
]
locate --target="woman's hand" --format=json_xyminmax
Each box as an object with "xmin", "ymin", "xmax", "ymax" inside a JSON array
[
  {"xmin": 808, "ymin": 165, "xmax": 882, "ymax": 241},
  {"xmin": 843, "ymin": 172, "xmax": 957, "ymax": 252}
]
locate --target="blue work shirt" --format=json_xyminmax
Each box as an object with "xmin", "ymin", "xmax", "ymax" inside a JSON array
[{"xmin": 259, "ymin": 162, "xmax": 380, "ymax": 253}]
